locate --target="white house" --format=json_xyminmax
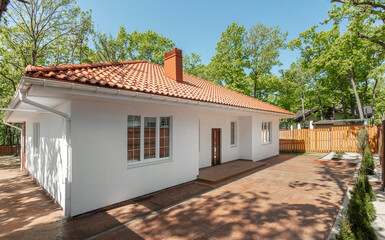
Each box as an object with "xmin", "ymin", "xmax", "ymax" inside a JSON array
[{"xmin": 4, "ymin": 48, "xmax": 294, "ymax": 217}]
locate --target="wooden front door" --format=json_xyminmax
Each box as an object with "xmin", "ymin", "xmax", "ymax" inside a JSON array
[{"xmin": 211, "ymin": 128, "xmax": 221, "ymax": 166}]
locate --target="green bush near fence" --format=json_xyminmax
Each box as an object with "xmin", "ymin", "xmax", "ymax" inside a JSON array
[
  {"xmin": 347, "ymin": 183, "xmax": 377, "ymax": 240},
  {"xmin": 337, "ymin": 134, "xmax": 377, "ymax": 240}
]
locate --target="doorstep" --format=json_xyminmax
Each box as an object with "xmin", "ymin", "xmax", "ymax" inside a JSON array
[{"xmin": 197, "ymin": 159, "xmax": 266, "ymax": 184}]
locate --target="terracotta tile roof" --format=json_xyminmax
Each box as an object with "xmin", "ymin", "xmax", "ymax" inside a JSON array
[{"xmin": 24, "ymin": 61, "xmax": 294, "ymax": 115}]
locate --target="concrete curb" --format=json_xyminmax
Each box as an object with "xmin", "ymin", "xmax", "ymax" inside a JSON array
[{"xmin": 327, "ymin": 188, "xmax": 352, "ymax": 240}]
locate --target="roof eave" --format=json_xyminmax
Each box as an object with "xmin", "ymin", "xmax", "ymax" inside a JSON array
[{"xmin": 15, "ymin": 77, "xmax": 294, "ymax": 118}]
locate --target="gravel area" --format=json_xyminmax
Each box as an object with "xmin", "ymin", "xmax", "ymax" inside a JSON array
[
  {"xmin": 372, "ymin": 190, "xmax": 385, "ymax": 239},
  {"xmin": 0, "ymin": 155, "xmax": 20, "ymax": 168}
]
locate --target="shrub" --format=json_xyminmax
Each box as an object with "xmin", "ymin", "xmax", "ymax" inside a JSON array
[
  {"xmin": 361, "ymin": 145, "xmax": 375, "ymax": 175},
  {"xmin": 356, "ymin": 173, "xmax": 376, "ymax": 201},
  {"xmin": 357, "ymin": 128, "xmax": 369, "ymax": 154},
  {"xmin": 336, "ymin": 216, "xmax": 356, "ymax": 240},
  {"xmin": 347, "ymin": 176, "xmax": 377, "ymax": 240}
]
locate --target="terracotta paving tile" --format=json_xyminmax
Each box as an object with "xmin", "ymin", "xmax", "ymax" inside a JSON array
[
  {"xmin": 0, "ymin": 168, "xmax": 63, "ymax": 240},
  {"xmin": 94, "ymin": 155, "xmax": 355, "ymax": 240},
  {"xmin": 24, "ymin": 60, "xmax": 293, "ymax": 115},
  {"xmin": 0, "ymin": 155, "xmax": 355, "ymax": 240}
]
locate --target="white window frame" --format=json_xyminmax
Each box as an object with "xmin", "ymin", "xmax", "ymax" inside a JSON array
[
  {"xmin": 127, "ymin": 116, "xmax": 172, "ymax": 168},
  {"xmin": 230, "ymin": 121, "xmax": 237, "ymax": 147},
  {"xmin": 262, "ymin": 121, "xmax": 272, "ymax": 144},
  {"xmin": 33, "ymin": 122, "xmax": 40, "ymax": 156}
]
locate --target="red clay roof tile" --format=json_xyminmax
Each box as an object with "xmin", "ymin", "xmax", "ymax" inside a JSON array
[{"xmin": 24, "ymin": 61, "xmax": 294, "ymax": 115}]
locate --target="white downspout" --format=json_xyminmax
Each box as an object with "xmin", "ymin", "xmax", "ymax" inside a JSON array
[
  {"xmin": 2, "ymin": 119, "xmax": 22, "ymax": 131},
  {"xmin": 19, "ymin": 89, "xmax": 72, "ymax": 218}
]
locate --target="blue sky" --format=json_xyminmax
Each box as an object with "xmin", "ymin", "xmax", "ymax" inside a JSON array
[{"xmin": 77, "ymin": 0, "xmax": 335, "ymax": 74}]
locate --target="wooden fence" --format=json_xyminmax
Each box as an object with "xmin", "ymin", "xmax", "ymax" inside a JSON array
[
  {"xmin": 279, "ymin": 126, "xmax": 378, "ymax": 153},
  {"xmin": 0, "ymin": 145, "xmax": 20, "ymax": 156}
]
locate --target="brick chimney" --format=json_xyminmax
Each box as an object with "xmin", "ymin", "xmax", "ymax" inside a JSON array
[{"xmin": 164, "ymin": 47, "xmax": 183, "ymax": 83}]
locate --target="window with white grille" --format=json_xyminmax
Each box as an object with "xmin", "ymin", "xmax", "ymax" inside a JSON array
[{"xmin": 262, "ymin": 122, "xmax": 272, "ymax": 144}]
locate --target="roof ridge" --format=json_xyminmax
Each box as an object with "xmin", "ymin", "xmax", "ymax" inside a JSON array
[{"xmin": 24, "ymin": 60, "xmax": 148, "ymax": 73}]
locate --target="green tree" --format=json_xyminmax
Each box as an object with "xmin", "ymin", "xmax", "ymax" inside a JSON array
[
  {"xmin": 246, "ymin": 23, "xmax": 287, "ymax": 99},
  {"xmin": 129, "ymin": 30, "xmax": 175, "ymax": 65},
  {"xmin": 92, "ymin": 27, "xmax": 175, "ymax": 65},
  {"xmin": 210, "ymin": 23, "xmax": 250, "ymax": 95},
  {"xmin": 290, "ymin": 23, "xmax": 383, "ymax": 120},
  {"xmin": 0, "ymin": 0, "xmax": 93, "ymax": 145},
  {"xmin": 183, "ymin": 53, "xmax": 206, "ymax": 78},
  {"xmin": 329, "ymin": 0, "xmax": 385, "ymax": 50}
]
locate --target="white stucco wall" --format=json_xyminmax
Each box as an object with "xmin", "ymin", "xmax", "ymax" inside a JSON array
[
  {"xmin": 70, "ymin": 98, "xmax": 200, "ymax": 216},
  {"xmin": 25, "ymin": 101, "xmax": 70, "ymax": 207},
  {"xmin": 239, "ymin": 116, "xmax": 253, "ymax": 160},
  {"xmin": 198, "ymin": 113, "xmax": 281, "ymax": 166},
  {"xmin": 21, "ymin": 91, "xmax": 283, "ymax": 217},
  {"xmin": 198, "ymin": 111, "xmax": 241, "ymax": 168},
  {"xmin": 251, "ymin": 115, "xmax": 280, "ymax": 161}
]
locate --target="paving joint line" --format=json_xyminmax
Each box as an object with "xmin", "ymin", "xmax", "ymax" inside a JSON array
[{"xmin": 85, "ymin": 162, "xmax": 274, "ymax": 239}]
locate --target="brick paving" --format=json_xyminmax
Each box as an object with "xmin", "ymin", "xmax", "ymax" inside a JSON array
[
  {"xmin": 94, "ymin": 154, "xmax": 355, "ymax": 240},
  {"xmin": 0, "ymin": 154, "xmax": 355, "ymax": 240},
  {"xmin": 0, "ymin": 168, "xmax": 63, "ymax": 240}
]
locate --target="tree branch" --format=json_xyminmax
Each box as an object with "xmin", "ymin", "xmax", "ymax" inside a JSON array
[
  {"xmin": 357, "ymin": 31, "xmax": 385, "ymax": 49},
  {"xmin": 0, "ymin": 72, "xmax": 17, "ymax": 91},
  {"xmin": 332, "ymin": 0, "xmax": 385, "ymax": 11}
]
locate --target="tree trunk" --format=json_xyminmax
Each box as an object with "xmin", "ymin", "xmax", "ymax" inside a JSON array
[
  {"xmin": 363, "ymin": 79, "xmax": 368, "ymax": 108},
  {"xmin": 373, "ymin": 78, "xmax": 378, "ymax": 125},
  {"xmin": 339, "ymin": 83, "xmax": 347, "ymax": 118},
  {"xmin": 317, "ymin": 89, "xmax": 323, "ymax": 120},
  {"xmin": 348, "ymin": 70, "xmax": 364, "ymax": 120},
  {"xmin": 301, "ymin": 92, "xmax": 305, "ymax": 128}
]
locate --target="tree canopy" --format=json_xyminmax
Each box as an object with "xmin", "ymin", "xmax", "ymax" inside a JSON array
[{"xmin": 1, "ymin": 0, "xmax": 385, "ymax": 145}]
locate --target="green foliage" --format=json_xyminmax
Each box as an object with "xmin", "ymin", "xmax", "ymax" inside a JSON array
[
  {"xmin": 328, "ymin": 0, "xmax": 385, "ymax": 51},
  {"xmin": 246, "ymin": 22, "xmax": 287, "ymax": 99},
  {"xmin": 339, "ymin": 149, "xmax": 377, "ymax": 240},
  {"xmin": 336, "ymin": 216, "xmax": 357, "ymax": 240},
  {"xmin": 183, "ymin": 53, "xmax": 206, "ymax": 78},
  {"xmin": 361, "ymin": 145, "xmax": 375, "ymax": 176},
  {"xmin": 0, "ymin": 0, "xmax": 94, "ymax": 144},
  {"xmin": 92, "ymin": 27, "xmax": 175, "ymax": 65},
  {"xmin": 347, "ymin": 175, "xmax": 377, "ymax": 239},
  {"xmin": 209, "ymin": 23, "xmax": 250, "ymax": 95},
  {"xmin": 289, "ymin": 21, "xmax": 384, "ymax": 121}
]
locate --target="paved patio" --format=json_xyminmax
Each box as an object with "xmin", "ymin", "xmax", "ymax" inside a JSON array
[{"xmin": 0, "ymin": 154, "xmax": 356, "ymax": 240}]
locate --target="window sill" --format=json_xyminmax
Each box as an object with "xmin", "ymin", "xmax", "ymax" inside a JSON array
[
  {"xmin": 230, "ymin": 144, "xmax": 237, "ymax": 148},
  {"xmin": 262, "ymin": 142, "xmax": 272, "ymax": 145},
  {"xmin": 127, "ymin": 158, "xmax": 172, "ymax": 169}
]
